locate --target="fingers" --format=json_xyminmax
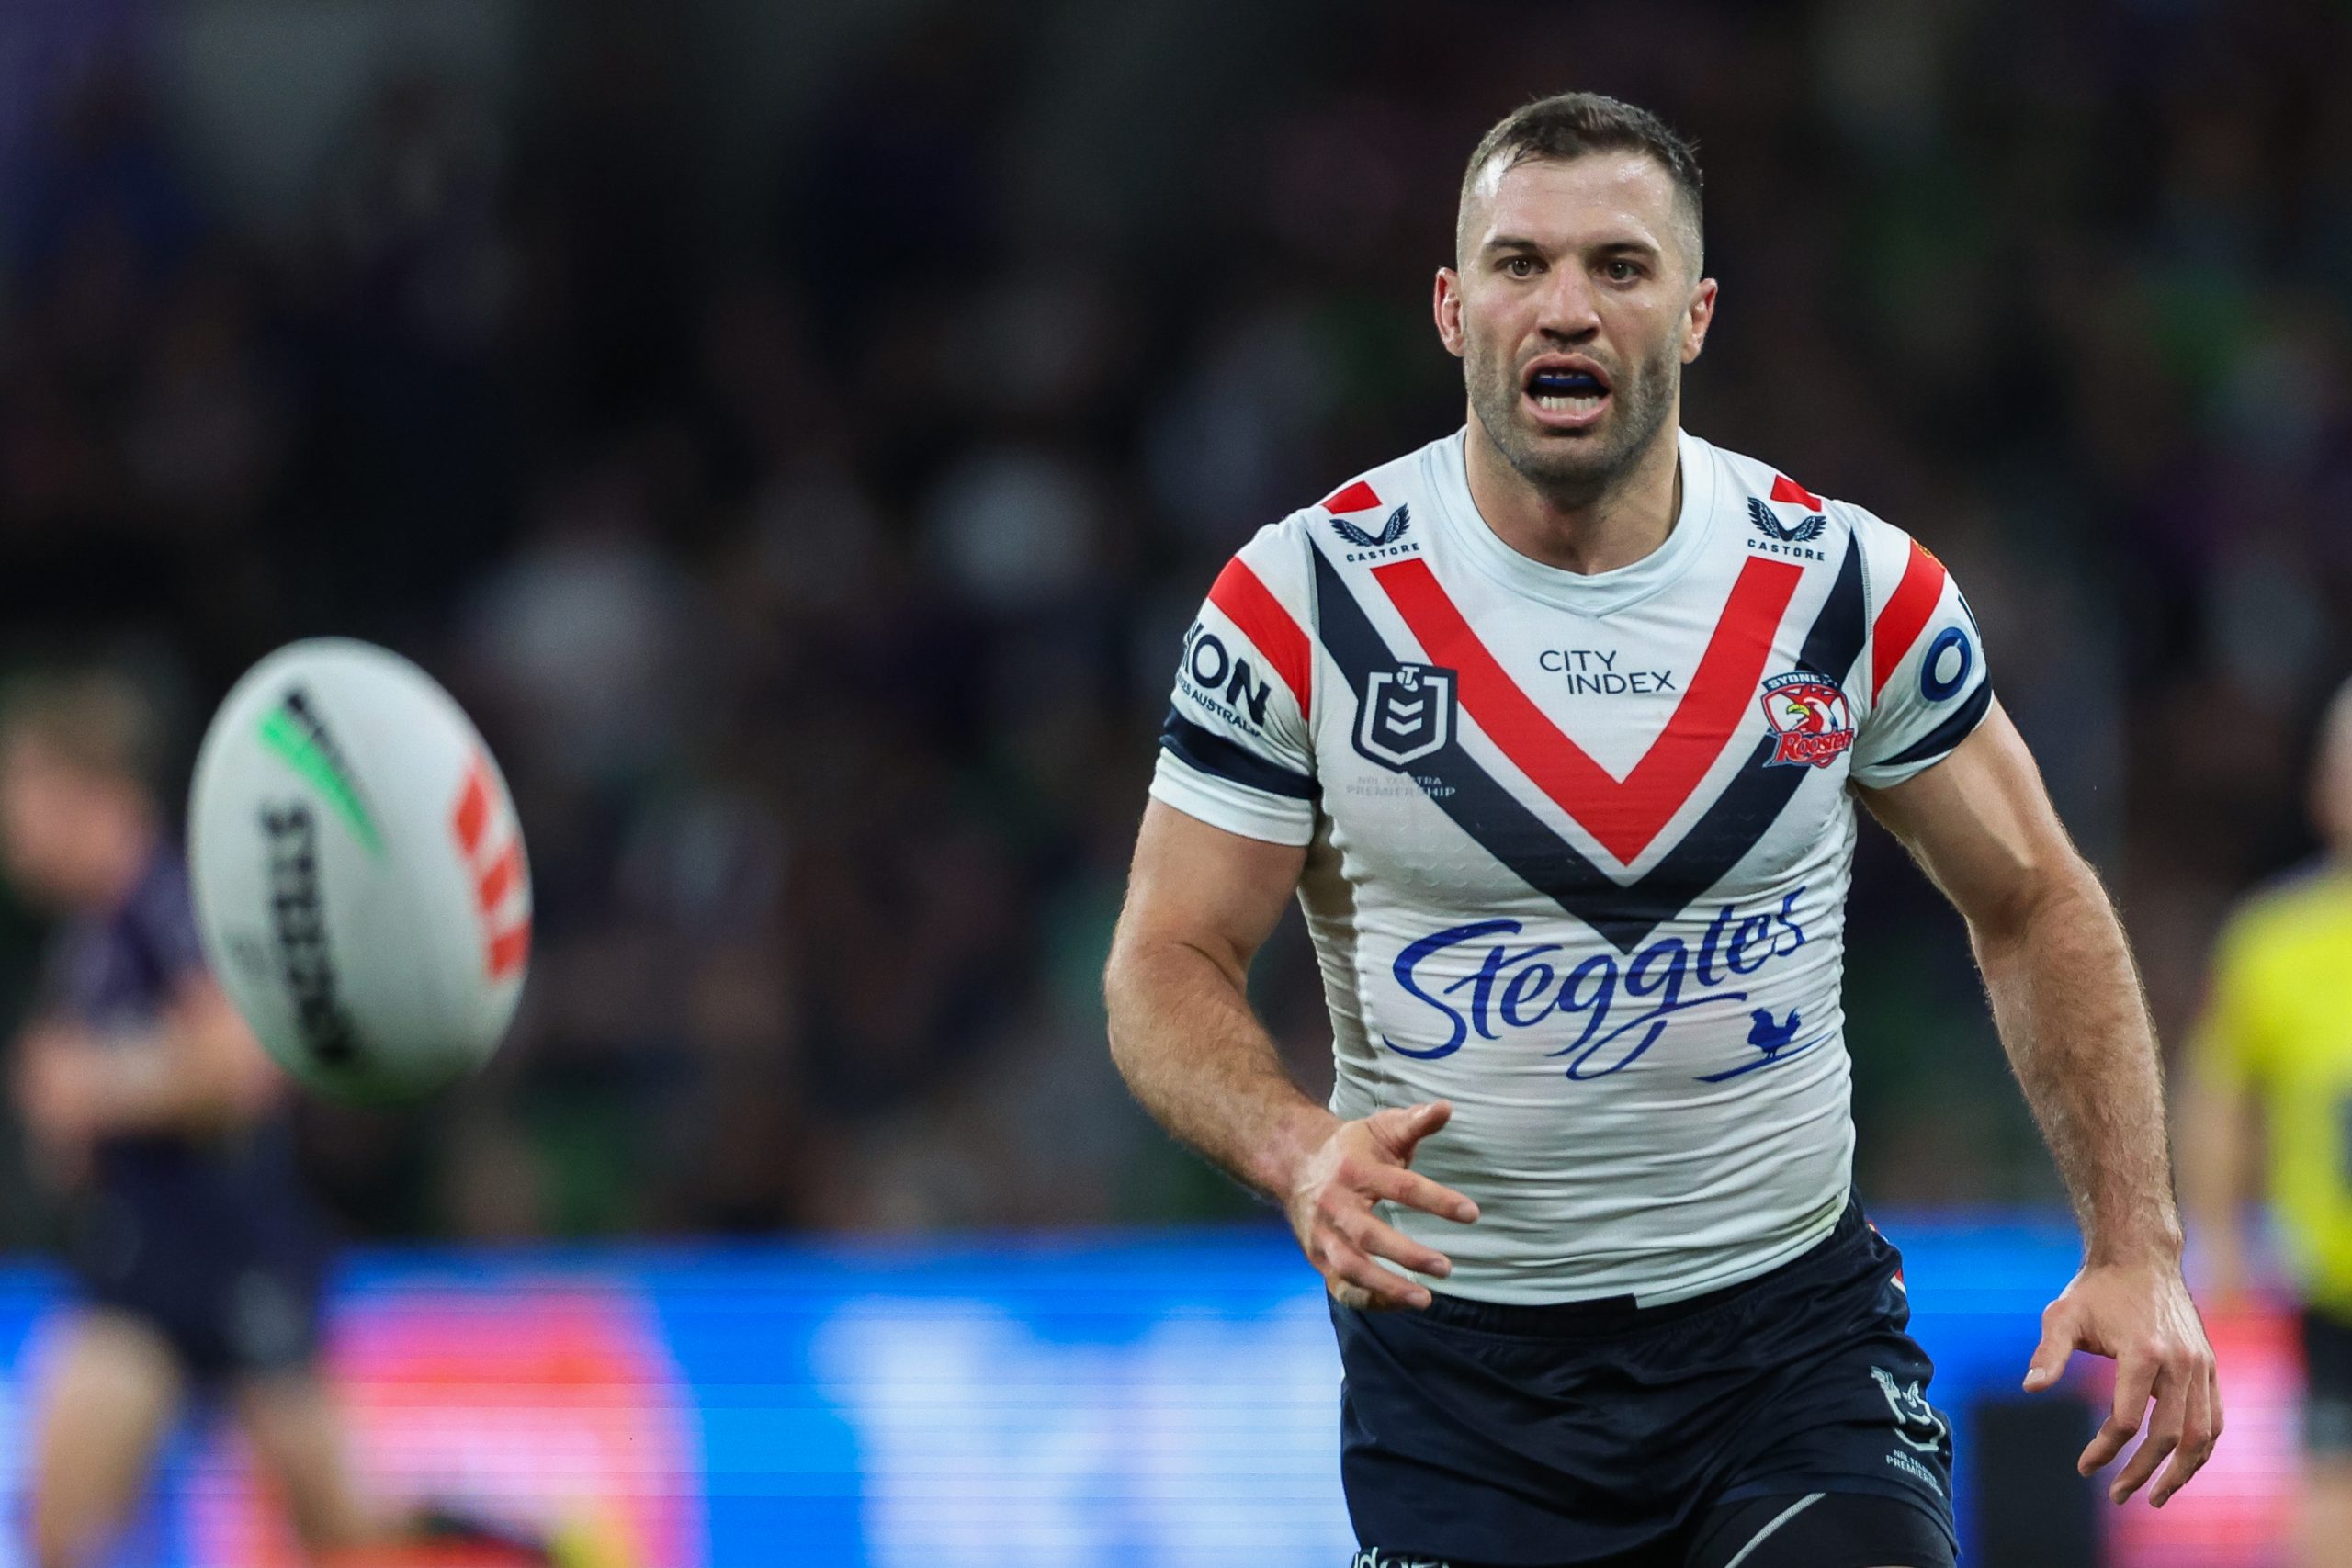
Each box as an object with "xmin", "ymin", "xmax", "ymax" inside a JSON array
[
  {"xmin": 2023, "ymin": 1300, "xmax": 2077, "ymax": 1393},
  {"xmin": 1367, "ymin": 1100, "xmax": 1452, "ymax": 1161},
  {"xmin": 1318, "ymin": 1234, "xmax": 1431, "ymax": 1311},
  {"xmin": 1363, "ymin": 1164, "xmax": 1480, "ymax": 1224},
  {"xmin": 1333, "ymin": 1205, "xmax": 1454, "ymax": 1280},
  {"xmin": 1302, "ymin": 1102, "xmax": 1476, "ymax": 1312},
  {"xmin": 2148, "ymin": 1350, "xmax": 2223, "ymax": 1507},
  {"xmin": 2079, "ymin": 1350, "xmax": 2159, "ymax": 1476},
  {"xmin": 2105, "ymin": 1360, "xmax": 2182, "ymax": 1503},
  {"xmin": 1312, "ymin": 1160, "xmax": 1459, "ymax": 1288}
]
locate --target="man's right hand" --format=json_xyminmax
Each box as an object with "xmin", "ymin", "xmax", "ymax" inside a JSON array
[{"xmin": 1283, "ymin": 1100, "xmax": 1480, "ymax": 1311}]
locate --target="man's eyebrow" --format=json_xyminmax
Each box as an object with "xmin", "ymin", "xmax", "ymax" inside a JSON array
[{"xmin": 1478, "ymin": 233, "xmax": 1664, "ymax": 257}]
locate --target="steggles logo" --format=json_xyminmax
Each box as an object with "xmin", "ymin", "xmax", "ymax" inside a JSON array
[{"xmin": 259, "ymin": 685, "xmax": 383, "ymax": 855}]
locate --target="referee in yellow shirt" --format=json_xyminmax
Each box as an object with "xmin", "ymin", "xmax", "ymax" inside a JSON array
[{"xmin": 2182, "ymin": 677, "xmax": 2352, "ymax": 1564}]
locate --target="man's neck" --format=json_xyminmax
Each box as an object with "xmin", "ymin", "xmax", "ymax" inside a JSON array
[{"xmin": 1462, "ymin": 412, "xmax": 1683, "ymax": 576}]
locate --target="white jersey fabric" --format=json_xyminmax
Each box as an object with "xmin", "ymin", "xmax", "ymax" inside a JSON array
[{"xmin": 1151, "ymin": 427, "xmax": 1991, "ymax": 1304}]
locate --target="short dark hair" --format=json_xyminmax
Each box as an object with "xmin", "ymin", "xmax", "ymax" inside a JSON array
[{"xmin": 1458, "ymin": 92, "xmax": 1704, "ymax": 272}]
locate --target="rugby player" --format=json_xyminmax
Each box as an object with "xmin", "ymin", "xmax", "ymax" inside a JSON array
[
  {"xmin": 1105, "ymin": 93, "xmax": 2218, "ymax": 1567},
  {"xmin": 2180, "ymin": 675, "xmax": 2352, "ymax": 1568},
  {"xmin": 0, "ymin": 671, "xmax": 577, "ymax": 1568}
]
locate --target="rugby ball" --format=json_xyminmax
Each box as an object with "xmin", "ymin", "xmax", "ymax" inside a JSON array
[{"xmin": 187, "ymin": 638, "xmax": 530, "ymax": 1101}]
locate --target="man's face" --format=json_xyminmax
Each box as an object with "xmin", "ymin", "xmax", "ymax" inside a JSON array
[
  {"xmin": 0, "ymin": 735, "xmax": 108, "ymax": 908},
  {"xmin": 1436, "ymin": 152, "xmax": 1714, "ymax": 499}
]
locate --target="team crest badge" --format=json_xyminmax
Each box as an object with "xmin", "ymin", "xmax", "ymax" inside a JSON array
[
  {"xmin": 1758, "ymin": 671, "xmax": 1855, "ymax": 769},
  {"xmin": 1356, "ymin": 663, "xmax": 1454, "ymax": 770}
]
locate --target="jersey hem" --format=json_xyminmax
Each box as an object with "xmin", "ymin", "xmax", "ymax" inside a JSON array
[{"xmin": 1396, "ymin": 1190, "xmax": 1852, "ymax": 1308}]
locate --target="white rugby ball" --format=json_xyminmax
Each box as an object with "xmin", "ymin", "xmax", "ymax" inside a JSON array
[{"xmin": 187, "ymin": 638, "xmax": 531, "ymax": 1101}]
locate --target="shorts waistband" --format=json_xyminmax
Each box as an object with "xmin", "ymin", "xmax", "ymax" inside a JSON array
[{"xmin": 1415, "ymin": 1197, "xmax": 1867, "ymax": 1337}]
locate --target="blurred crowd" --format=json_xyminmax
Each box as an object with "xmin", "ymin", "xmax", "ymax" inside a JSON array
[{"xmin": 0, "ymin": 0, "xmax": 2346, "ymax": 1246}]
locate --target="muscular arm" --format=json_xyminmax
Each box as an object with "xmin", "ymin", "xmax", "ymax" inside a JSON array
[
  {"xmin": 1862, "ymin": 705, "xmax": 2175, "ymax": 1263},
  {"xmin": 1105, "ymin": 801, "xmax": 1477, "ymax": 1309},
  {"xmin": 1860, "ymin": 700, "xmax": 2218, "ymax": 1506},
  {"xmin": 1103, "ymin": 800, "xmax": 1329, "ymax": 1197}
]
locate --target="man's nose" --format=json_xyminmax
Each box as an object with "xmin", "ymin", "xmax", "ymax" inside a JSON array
[{"xmin": 1533, "ymin": 268, "xmax": 1601, "ymax": 340}]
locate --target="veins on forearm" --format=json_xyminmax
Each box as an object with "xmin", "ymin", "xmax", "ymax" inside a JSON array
[
  {"xmin": 1973, "ymin": 868, "xmax": 2181, "ymax": 1261},
  {"xmin": 1106, "ymin": 939, "xmax": 1330, "ymax": 1201}
]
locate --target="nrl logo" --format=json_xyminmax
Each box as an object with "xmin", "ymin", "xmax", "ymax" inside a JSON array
[
  {"xmin": 1871, "ymin": 1365, "xmax": 1949, "ymax": 1453},
  {"xmin": 1354, "ymin": 662, "xmax": 1454, "ymax": 770},
  {"xmin": 1747, "ymin": 495, "xmax": 1826, "ymax": 543}
]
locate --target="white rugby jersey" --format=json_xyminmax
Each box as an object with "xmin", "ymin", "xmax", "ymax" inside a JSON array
[{"xmin": 1151, "ymin": 427, "xmax": 1991, "ymax": 1304}]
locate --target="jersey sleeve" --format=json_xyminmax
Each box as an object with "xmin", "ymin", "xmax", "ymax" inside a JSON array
[
  {"xmin": 1847, "ymin": 511, "xmax": 1994, "ymax": 789},
  {"xmin": 1149, "ymin": 521, "xmax": 1320, "ymax": 845}
]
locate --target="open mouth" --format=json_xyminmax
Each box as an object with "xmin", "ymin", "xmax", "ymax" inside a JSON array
[{"xmin": 1524, "ymin": 360, "xmax": 1611, "ymax": 416}]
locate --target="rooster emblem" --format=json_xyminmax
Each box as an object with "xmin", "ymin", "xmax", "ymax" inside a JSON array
[
  {"xmin": 1775, "ymin": 691, "xmax": 1840, "ymax": 734},
  {"xmin": 1748, "ymin": 1009, "xmax": 1803, "ymax": 1053},
  {"xmin": 1758, "ymin": 671, "xmax": 1856, "ymax": 769}
]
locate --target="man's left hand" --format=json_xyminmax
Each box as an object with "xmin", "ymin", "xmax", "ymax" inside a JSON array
[{"xmin": 2023, "ymin": 1258, "xmax": 2222, "ymax": 1507}]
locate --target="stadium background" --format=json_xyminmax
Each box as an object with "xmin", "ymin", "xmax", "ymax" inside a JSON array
[{"xmin": 0, "ymin": 0, "xmax": 2342, "ymax": 1562}]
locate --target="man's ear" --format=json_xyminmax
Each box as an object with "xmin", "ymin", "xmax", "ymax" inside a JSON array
[
  {"xmin": 1433, "ymin": 268, "xmax": 1467, "ymax": 359},
  {"xmin": 1680, "ymin": 276, "xmax": 1718, "ymax": 365}
]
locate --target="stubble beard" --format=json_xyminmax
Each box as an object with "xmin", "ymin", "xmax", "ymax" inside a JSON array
[{"xmin": 1465, "ymin": 336, "xmax": 1680, "ymax": 508}]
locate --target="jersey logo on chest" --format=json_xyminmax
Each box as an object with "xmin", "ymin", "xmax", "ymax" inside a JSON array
[
  {"xmin": 1312, "ymin": 538, "xmax": 1868, "ymax": 953},
  {"xmin": 1355, "ymin": 664, "xmax": 1455, "ymax": 767},
  {"xmin": 1368, "ymin": 554, "xmax": 1801, "ymax": 863},
  {"xmin": 1758, "ymin": 672, "xmax": 1857, "ymax": 769}
]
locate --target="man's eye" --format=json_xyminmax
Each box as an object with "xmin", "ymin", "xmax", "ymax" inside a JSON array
[
  {"xmin": 1604, "ymin": 259, "xmax": 1641, "ymax": 282},
  {"xmin": 1503, "ymin": 256, "xmax": 1540, "ymax": 278}
]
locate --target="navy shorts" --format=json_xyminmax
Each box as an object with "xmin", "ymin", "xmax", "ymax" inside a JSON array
[
  {"xmin": 1329, "ymin": 1197, "xmax": 1955, "ymax": 1566},
  {"xmin": 65, "ymin": 1166, "xmax": 325, "ymax": 1385},
  {"xmin": 2302, "ymin": 1306, "xmax": 2352, "ymax": 1455}
]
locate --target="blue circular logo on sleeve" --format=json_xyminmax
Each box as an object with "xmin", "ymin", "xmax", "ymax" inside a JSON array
[{"xmin": 1920, "ymin": 626, "xmax": 1973, "ymax": 703}]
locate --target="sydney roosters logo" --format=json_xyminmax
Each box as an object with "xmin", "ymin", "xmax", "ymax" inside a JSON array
[{"xmin": 1758, "ymin": 671, "xmax": 1855, "ymax": 769}]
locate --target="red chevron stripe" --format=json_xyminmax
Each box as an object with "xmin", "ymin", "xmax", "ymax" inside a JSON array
[
  {"xmin": 1321, "ymin": 479, "xmax": 1381, "ymax": 513},
  {"xmin": 1207, "ymin": 557, "xmax": 1313, "ymax": 720},
  {"xmin": 1370, "ymin": 555, "xmax": 1804, "ymax": 864},
  {"xmin": 1870, "ymin": 539, "xmax": 1947, "ymax": 699}
]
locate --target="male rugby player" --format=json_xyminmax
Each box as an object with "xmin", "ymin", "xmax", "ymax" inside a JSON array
[
  {"xmin": 1106, "ymin": 93, "xmax": 2218, "ymax": 1567},
  {"xmin": 0, "ymin": 671, "xmax": 577, "ymax": 1568},
  {"xmin": 2180, "ymin": 676, "xmax": 2352, "ymax": 1568}
]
